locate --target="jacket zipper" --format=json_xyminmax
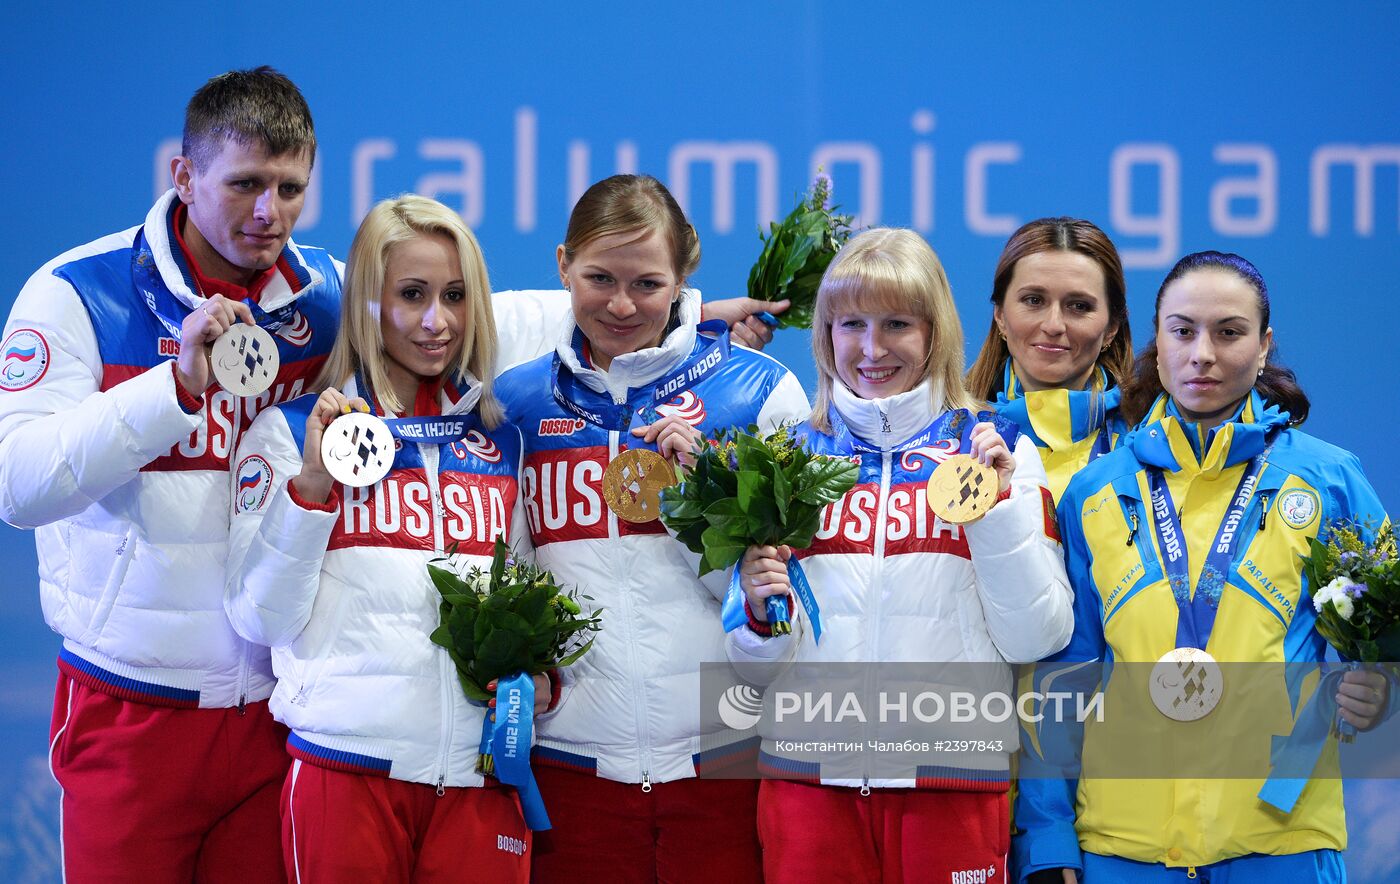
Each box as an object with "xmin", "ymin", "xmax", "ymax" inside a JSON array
[
  {"xmin": 609, "ymin": 424, "xmax": 654, "ymax": 788},
  {"xmin": 237, "ymin": 641, "xmax": 251, "ymax": 715},
  {"xmin": 861, "ymin": 448, "xmax": 894, "ymax": 788},
  {"xmin": 426, "ymin": 444, "xmax": 453, "ymax": 796}
]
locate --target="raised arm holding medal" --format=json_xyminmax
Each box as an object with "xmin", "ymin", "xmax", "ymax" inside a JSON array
[
  {"xmin": 225, "ymin": 196, "xmax": 547, "ymax": 882},
  {"xmin": 1014, "ymin": 252, "xmax": 1392, "ymax": 884},
  {"xmin": 731, "ymin": 228, "xmax": 1073, "ymax": 884},
  {"xmin": 494, "ymin": 174, "xmax": 808, "ymax": 884}
]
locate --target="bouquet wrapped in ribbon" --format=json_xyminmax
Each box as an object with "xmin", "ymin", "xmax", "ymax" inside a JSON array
[
  {"xmin": 428, "ymin": 537, "xmax": 601, "ymax": 829},
  {"xmin": 659, "ymin": 424, "xmax": 859, "ymax": 641},
  {"xmin": 746, "ymin": 173, "xmax": 854, "ymax": 330},
  {"xmin": 1256, "ymin": 519, "xmax": 1397, "ymax": 812}
]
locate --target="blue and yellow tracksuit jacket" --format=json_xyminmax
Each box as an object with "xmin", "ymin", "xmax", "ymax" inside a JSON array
[
  {"xmin": 1013, "ymin": 391, "xmax": 1389, "ymax": 877},
  {"xmin": 993, "ymin": 364, "xmax": 1128, "ymax": 503}
]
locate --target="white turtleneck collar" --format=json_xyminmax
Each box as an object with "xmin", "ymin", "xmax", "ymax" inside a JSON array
[
  {"xmin": 831, "ymin": 378, "xmax": 945, "ymax": 450},
  {"xmin": 555, "ymin": 287, "xmax": 702, "ymax": 403}
]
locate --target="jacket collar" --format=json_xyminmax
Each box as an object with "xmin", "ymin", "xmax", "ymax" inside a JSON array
[
  {"xmin": 555, "ymin": 287, "xmax": 701, "ymax": 401},
  {"xmin": 142, "ymin": 188, "xmax": 324, "ymax": 313},
  {"xmin": 343, "ymin": 371, "xmax": 483, "ymax": 418},
  {"xmin": 1129, "ymin": 390, "xmax": 1288, "ymax": 475},
  {"xmin": 996, "ymin": 363, "xmax": 1120, "ymax": 451},
  {"xmin": 831, "ymin": 377, "xmax": 945, "ymax": 450}
]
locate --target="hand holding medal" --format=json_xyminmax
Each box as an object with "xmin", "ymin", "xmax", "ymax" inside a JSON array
[
  {"xmin": 599, "ymin": 413, "xmax": 698, "ymax": 524},
  {"xmin": 926, "ymin": 416, "xmax": 1017, "ymax": 525},
  {"xmin": 293, "ymin": 388, "xmax": 378, "ymax": 504},
  {"xmin": 175, "ymin": 294, "xmax": 260, "ymax": 397}
]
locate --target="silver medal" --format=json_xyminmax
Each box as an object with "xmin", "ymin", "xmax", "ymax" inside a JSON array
[
  {"xmin": 1150, "ymin": 647, "xmax": 1223, "ymax": 721},
  {"xmin": 211, "ymin": 325, "xmax": 279, "ymax": 396},
  {"xmin": 320, "ymin": 412, "xmax": 394, "ymax": 488}
]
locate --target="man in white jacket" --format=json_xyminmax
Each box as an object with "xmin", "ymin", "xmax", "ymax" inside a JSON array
[{"xmin": 0, "ymin": 66, "xmax": 343, "ymax": 882}]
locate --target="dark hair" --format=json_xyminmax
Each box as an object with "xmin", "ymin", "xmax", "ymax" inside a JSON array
[
  {"xmin": 1120, "ymin": 250, "xmax": 1310, "ymax": 425},
  {"xmin": 562, "ymin": 175, "xmax": 700, "ymax": 282},
  {"xmin": 966, "ymin": 217, "xmax": 1132, "ymax": 399},
  {"xmin": 182, "ymin": 66, "xmax": 316, "ymax": 169}
]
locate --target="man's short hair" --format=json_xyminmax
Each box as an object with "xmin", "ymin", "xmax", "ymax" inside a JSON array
[{"xmin": 182, "ymin": 66, "xmax": 316, "ymax": 169}]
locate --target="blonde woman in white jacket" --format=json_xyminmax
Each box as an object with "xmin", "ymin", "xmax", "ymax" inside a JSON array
[
  {"xmin": 225, "ymin": 196, "xmax": 550, "ymax": 883},
  {"xmin": 733, "ymin": 228, "xmax": 1073, "ymax": 884}
]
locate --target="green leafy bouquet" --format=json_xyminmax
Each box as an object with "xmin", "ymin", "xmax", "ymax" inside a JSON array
[
  {"xmin": 659, "ymin": 424, "xmax": 858, "ymax": 637},
  {"xmin": 746, "ymin": 173, "xmax": 854, "ymax": 330},
  {"xmin": 429, "ymin": 537, "xmax": 601, "ymax": 771},
  {"xmin": 1303, "ymin": 520, "xmax": 1400, "ymax": 663}
]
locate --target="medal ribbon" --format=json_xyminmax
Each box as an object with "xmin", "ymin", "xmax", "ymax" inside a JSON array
[
  {"xmin": 353, "ymin": 373, "xmax": 475, "ymax": 445},
  {"xmin": 491, "ymin": 672, "xmax": 552, "ymax": 830},
  {"xmin": 133, "ymin": 243, "xmax": 301, "ymax": 340},
  {"xmin": 550, "ymin": 320, "xmax": 731, "ymax": 433},
  {"xmin": 1146, "ymin": 439, "xmax": 1274, "ymax": 650}
]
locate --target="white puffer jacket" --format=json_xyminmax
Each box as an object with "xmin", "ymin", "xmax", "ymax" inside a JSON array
[
  {"xmin": 224, "ymin": 377, "xmax": 526, "ymax": 787},
  {"xmin": 727, "ymin": 381, "xmax": 1073, "ymax": 789},
  {"xmin": 0, "ymin": 190, "xmax": 341, "ymax": 708},
  {"xmin": 494, "ymin": 290, "xmax": 810, "ymax": 786}
]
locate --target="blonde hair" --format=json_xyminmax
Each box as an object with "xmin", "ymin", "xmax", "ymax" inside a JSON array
[
  {"xmin": 809, "ymin": 228, "xmax": 982, "ymax": 432},
  {"xmin": 316, "ymin": 195, "xmax": 502, "ymax": 427}
]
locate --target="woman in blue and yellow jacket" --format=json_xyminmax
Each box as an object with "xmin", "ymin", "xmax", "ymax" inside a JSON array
[
  {"xmin": 966, "ymin": 218, "xmax": 1133, "ymax": 503},
  {"xmin": 1014, "ymin": 251, "xmax": 1391, "ymax": 884}
]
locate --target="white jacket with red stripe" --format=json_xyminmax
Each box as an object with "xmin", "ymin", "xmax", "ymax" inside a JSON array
[
  {"xmin": 224, "ymin": 377, "xmax": 526, "ymax": 787},
  {"xmin": 494, "ymin": 290, "xmax": 810, "ymax": 786},
  {"xmin": 0, "ymin": 190, "xmax": 573, "ymax": 711},
  {"xmin": 728, "ymin": 381, "xmax": 1074, "ymax": 789}
]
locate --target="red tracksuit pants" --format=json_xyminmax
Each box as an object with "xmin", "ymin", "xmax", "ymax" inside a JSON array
[
  {"xmin": 282, "ymin": 759, "xmax": 531, "ymax": 883},
  {"xmin": 530, "ymin": 764, "xmax": 763, "ymax": 884},
  {"xmin": 48, "ymin": 670, "xmax": 290, "ymax": 884},
  {"xmin": 758, "ymin": 780, "xmax": 1008, "ymax": 884}
]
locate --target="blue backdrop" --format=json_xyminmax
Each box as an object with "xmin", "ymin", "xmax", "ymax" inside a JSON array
[{"xmin": 2, "ymin": 4, "xmax": 1398, "ymax": 880}]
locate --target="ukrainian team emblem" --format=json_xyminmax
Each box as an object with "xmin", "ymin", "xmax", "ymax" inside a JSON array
[
  {"xmin": 235, "ymin": 455, "xmax": 274, "ymax": 513},
  {"xmin": 0, "ymin": 328, "xmax": 50, "ymax": 392},
  {"xmin": 1277, "ymin": 488, "xmax": 1320, "ymax": 530}
]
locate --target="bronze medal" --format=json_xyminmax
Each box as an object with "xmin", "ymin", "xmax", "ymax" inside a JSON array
[
  {"xmin": 1150, "ymin": 647, "xmax": 1223, "ymax": 721},
  {"xmin": 925, "ymin": 453, "xmax": 999, "ymax": 524},
  {"xmin": 602, "ymin": 448, "xmax": 676, "ymax": 523}
]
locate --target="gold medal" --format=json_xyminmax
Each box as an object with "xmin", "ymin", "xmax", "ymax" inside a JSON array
[
  {"xmin": 1150, "ymin": 647, "xmax": 1223, "ymax": 721},
  {"xmin": 925, "ymin": 454, "xmax": 999, "ymax": 524},
  {"xmin": 602, "ymin": 448, "xmax": 677, "ymax": 523}
]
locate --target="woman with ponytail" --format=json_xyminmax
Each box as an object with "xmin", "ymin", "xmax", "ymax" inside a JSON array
[{"xmin": 1014, "ymin": 251, "xmax": 1391, "ymax": 884}]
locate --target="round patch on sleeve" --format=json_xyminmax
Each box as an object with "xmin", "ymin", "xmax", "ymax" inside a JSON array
[
  {"xmin": 235, "ymin": 455, "xmax": 275, "ymax": 514},
  {"xmin": 1277, "ymin": 488, "xmax": 1320, "ymax": 530},
  {"xmin": 0, "ymin": 328, "xmax": 51, "ymax": 392}
]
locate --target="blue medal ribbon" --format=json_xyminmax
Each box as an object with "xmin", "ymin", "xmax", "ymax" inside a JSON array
[
  {"xmin": 133, "ymin": 242, "xmax": 302, "ymax": 341},
  {"xmin": 382, "ymin": 415, "xmax": 473, "ymax": 444},
  {"xmin": 550, "ymin": 320, "xmax": 731, "ymax": 432},
  {"xmin": 491, "ymin": 672, "xmax": 551, "ymax": 830},
  {"xmin": 352, "ymin": 373, "xmax": 475, "ymax": 445},
  {"xmin": 1145, "ymin": 438, "xmax": 1273, "ymax": 650}
]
